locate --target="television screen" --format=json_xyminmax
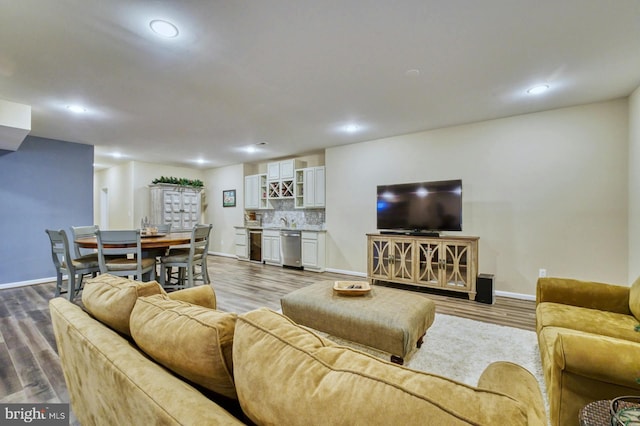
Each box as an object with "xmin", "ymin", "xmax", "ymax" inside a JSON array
[{"xmin": 376, "ymin": 179, "xmax": 462, "ymax": 232}]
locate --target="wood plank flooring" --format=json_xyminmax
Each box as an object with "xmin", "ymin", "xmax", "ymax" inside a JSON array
[{"xmin": 0, "ymin": 255, "xmax": 536, "ymax": 412}]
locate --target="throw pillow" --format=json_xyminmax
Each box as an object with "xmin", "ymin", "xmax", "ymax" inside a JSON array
[
  {"xmin": 130, "ymin": 294, "xmax": 237, "ymax": 400},
  {"xmin": 82, "ymin": 274, "xmax": 165, "ymax": 336}
]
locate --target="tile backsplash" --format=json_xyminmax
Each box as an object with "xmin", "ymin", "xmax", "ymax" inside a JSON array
[{"xmin": 249, "ymin": 199, "xmax": 325, "ymax": 229}]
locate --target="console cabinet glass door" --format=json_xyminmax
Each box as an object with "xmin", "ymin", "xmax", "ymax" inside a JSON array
[
  {"xmin": 369, "ymin": 237, "xmax": 392, "ymax": 280},
  {"xmin": 416, "ymin": 241, "xmax": 440, "ymax": 286},
  {"xmin": 368, "ymin": 234, "xmax": 478, "ymax": 300},
  {"xmin": 368, "ymin": 236, "xmax": 414, "ymax": 284},
  {"xmin": 390, "ymin": 239, "xmax": 414, "ymax": 282},
  {"xmin": 416, "ymin": 240, "xmax": 472, "ymax": 291},
  {"xmin": 442, "ymin": 242, "xmax": 472, "ymax": 290}
]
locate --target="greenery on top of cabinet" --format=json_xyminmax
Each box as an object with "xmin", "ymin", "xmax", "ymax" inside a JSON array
[{"xmin": 152, "ymin": 176, "xmax": 204, "ymax": 188}]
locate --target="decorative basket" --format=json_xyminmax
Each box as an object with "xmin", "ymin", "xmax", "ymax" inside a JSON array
[
  {"xmin": 333, "ymin": 281, "xmax": 371, "ymax": 296},
  {"xmin": 610, "ymin": 396, "xmax": 640, "ymax": 425}
]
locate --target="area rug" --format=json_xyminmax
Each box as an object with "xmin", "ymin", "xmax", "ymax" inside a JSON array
[{"xmin": 318, "ymin": 313, "xmax": 545, "ymax": 395}]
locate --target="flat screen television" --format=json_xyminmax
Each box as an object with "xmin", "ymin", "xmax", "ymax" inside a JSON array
[{"xmin": 376, "ymin": 179, "xmax": 462, "ymax": 234}]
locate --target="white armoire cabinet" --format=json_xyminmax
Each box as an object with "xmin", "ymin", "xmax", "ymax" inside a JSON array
[{"xmin": 150, "ymin": 184, "xmax": 203, "ymax": 232}]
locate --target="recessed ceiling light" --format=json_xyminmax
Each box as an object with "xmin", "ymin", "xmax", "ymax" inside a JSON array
[
  {"xmin": 66, "ymin": 105, "xmax": 87, "ymax": 113},
  {"xmin": 149, "ymin": 20, "xmax": 179, "ymax": 38},
  {"xmin": 342, "ymin": 124, "xmax": 361, "ymax": 133},
  {"xmin": 527, "ymin": 84, "xmax": 550, "ymax": 95}
]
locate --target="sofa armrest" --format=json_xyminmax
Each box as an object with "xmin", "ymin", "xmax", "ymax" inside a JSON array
[
  {"xmin": 167, "ymin": 285, "xmax": 217, "ymax": 309},
  {"xmin": 536, "ymin": 277, "xmax": 630, "ymax": 314},
  {"xmin": 554, "ymin": 332, "xmax": 640, "ymax": 387},
  {"xmin": 478, "ymin": 361, "xmax": 547, "ymax": 425}
]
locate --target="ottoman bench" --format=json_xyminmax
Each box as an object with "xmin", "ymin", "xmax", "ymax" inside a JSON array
[{"xmin": 281, "ymin": 281, "xmax": 436, "ymax": 364}]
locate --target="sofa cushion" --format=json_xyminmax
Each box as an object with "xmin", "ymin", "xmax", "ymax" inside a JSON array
[
  {"xmin": 629, "ymin": 276, "xmax": 640, "ymax": 321},
  {"xmin": 82, "ymin": 274, "xmax": 165, "ymax": 336},
  {"xmin": 49, "ymin": 298, "xmax": 244, "ymax": 426},
  {"xmin": 536, "ymin": 302, "xmax": 640, "ymax": 342},
  {"xmin": 233, "ymin": 308, "xmax": 532, "ymax": 425},
  {"xmin": 130, "ymin": 295, "xmax": 237, "ymax": 400}
]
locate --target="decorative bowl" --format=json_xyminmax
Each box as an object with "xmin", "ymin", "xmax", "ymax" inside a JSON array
[{"xmin": 333, "ymin": 281, "xmax": 371, "ymax": 296}]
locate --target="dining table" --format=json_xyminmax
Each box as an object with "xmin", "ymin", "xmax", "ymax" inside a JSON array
[{"xmin": 75, "ymin": 232, "xmax": 193, "ymax": 250}]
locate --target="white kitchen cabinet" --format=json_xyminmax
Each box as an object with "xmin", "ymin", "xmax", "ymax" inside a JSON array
[
  {"xmin": 235, "ymin": 227, "xmax": 248, "ymax": 260},
  {"xmin": 150, "ymin": 184, "xmax": 202, "ymax": 231},
  {"xmin": 244, "ymin": 173, "xmax": 269, "ymax": 209},
  {"xmin": 244, "ymin": 175, "xmax": 259, "ymax": 210},
  {"xmin": 295, "ymin": 166, "xmax": 325, "ymax": 208},
  {"xmin": 262, "ymin": 229, "xmax": 281, "ymax": 265},
  {"xmin": 267, "ymin": 159, "xmax": 306, "ymax": 199},
  {"xmin": 301, "ymin": 231, "xmax": 326, "ymax": 272}
]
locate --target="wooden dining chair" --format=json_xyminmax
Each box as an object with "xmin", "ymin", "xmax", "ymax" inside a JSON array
[
  {"xmin": 159, "ymin": 224, "xmax": 212, "ymax": 289},
  {"xmin": 46, "ymin": 229, "xmax": 100, "ymax": 301},
  {"xmin": 70, "ymin": 225, "xmax": 99, "ymax": 261},
  {"xmin": 96, "ymin": 229, "xmax": 156, "ymax": 281}
]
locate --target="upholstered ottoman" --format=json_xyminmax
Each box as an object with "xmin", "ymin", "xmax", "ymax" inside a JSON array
[{"xmin": 281, "ymin": 281, "xmax": 436, "ymax": 364}]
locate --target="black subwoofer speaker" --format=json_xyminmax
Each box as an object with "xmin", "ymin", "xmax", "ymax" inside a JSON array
[{"xmin": 476, "ymin": 273, "xmax": 495, "ymax": 304}]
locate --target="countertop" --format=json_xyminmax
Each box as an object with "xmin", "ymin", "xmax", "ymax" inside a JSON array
[{"xmin": 234, "ymin": 225, "xmax": 326, "ymax": 232}]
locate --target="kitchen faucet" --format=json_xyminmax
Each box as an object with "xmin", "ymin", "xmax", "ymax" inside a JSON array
[{"xmin": 280, "ymin": 217, "xmax": 289, "ymax": 228}]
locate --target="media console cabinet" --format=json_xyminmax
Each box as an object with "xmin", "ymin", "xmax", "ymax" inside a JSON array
[{"xmin": 367, "ymin": 233, "xmax": 479, "ymax": 300}]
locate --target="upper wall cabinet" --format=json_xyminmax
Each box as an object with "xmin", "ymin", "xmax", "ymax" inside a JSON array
[
  {"xmin": 150, "ymin": 184, "xmax": 203, "ymax": 231},
  {"xmin": 267, "ymin": 159, "xmax": 306, "ymax": 199},
  {"xmin": 295, "ymin": 166, "xmax": 325, "ymax": 208},
  {"xmin": 244, "ymin": 173, "xmax": 270, "ymax": 210}
]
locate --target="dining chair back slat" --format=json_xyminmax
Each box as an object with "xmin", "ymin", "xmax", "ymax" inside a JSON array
[
  {"xmin": 70, "ymin": 225, "xmax": 99, "ymax": 259},
  {"xmin": 46, "ymin": 229, "xmax": 100, "ymax": 301},
  {"xmin": 96, "ymin": 229, "xmax": 156, "ymax": 281},
  {"xmin": 159, "ymin": 224, "xmax": 212, "ymax": 289}
]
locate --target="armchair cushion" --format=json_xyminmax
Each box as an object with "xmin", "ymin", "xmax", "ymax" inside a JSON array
[
  {"xmin": 130, "ymin": 295, "xmax": 237, "ymax": 400},
  {"xmin": 536, "ymin": 277, "xmax": 630, "ymax": 314},
  {"xmin": 82, "ymin": 274, "xmax": 165, "ymax": 336},
  {"xmin": 536, "ymin": 302, "xmax": 640, "ymax": 342}
]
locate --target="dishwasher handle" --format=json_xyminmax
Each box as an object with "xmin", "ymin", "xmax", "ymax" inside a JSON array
[{"xmin": 280, "ymin": 231, "xmax": 301, "ymax": 237}]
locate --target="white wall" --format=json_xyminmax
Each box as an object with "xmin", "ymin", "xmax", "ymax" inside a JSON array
[
  {"xmin": 326, "ymin": 99, "xmax": 629, "ymax": 296},
  {"xmin": 94, "ymin": 162, "xmax": 133, "ymax": 229},
  {"xmin": 131, "ymin": 162, "xmax": 205, "ymax": 227},
  {"xmin": 94, "ymin": 161, "xmax": 205, "ymax": 229},
  {"xmin": 204, "ymin": 164, "xmax": 245, "ymax": 255},
  {"xmin": 629, "ymin": 86, "xmax": 640, "ymax": 281}
]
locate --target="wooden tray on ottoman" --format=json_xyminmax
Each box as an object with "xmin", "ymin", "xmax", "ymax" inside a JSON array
[{"xmin": 333, "ymin": 281, "xmax": 371, "ymax": 296}]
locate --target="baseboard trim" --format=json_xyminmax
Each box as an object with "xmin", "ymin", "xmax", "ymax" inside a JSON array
[
  {"xmin": 495, "ymin": 290, "xmax": 536, "ymax": 301},
  {"xmin": 210, "ymin": 251, "xmax": 236, "ymax": 259},
  {"xmin": 325, "ymin": 268, "xmax": 366, "ymax": 277},
  {"xmin": 0, "ymin": 276, "xmax": 57, "ymax": 290}
]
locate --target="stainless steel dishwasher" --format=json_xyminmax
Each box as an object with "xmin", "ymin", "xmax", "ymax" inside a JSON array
[{"xmin": 280, "ymin": 230, "xmax": 302, "ymax": 268}]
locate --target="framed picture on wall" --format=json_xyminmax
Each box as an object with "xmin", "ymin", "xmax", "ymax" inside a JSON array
[{"xmin": 223, "ymin": 189, "xmax": 236, "ymax": 207}]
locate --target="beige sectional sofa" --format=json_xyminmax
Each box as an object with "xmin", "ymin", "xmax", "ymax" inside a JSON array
[
  {"xmin": 536, "ymin": 277, "xmax": 640, "ymax": 426},
  {"xmin": 51, "ymin": 274, "xmax": 547, "ymax": 425}
]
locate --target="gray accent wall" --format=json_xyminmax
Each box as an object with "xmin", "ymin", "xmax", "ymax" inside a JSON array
[{"xmin": 0, "ymin": 136, "xmax": 93, "ymax": 285}]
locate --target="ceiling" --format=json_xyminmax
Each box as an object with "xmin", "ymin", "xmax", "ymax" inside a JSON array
[{"xmin": 1, "ymin": 1, "xmax": 639, "ymax": 170}]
